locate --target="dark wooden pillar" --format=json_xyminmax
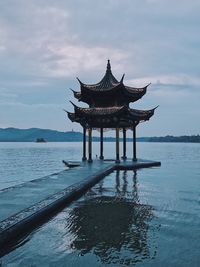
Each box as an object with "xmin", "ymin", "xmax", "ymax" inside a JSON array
[
  {"xmin": 99, "ymin": 128, "xmax": 104, "ymax": 160},
  {"xmin": 132, "ymin": 126, "xmax": 137, "ymax": 161},
  {"xmin": 116, "ymin": 128, "xmax": 120, "ymax": 163},
  {"xmin": 82, "ymin": 127, "xmax": 87, "ymax": 161},
  {"xmin": 122, "ymin": 128, "xmax": 127, "ymax": 160},
  {"xmin": 88, "ymin": 128, "xmax": 93, "ymax": 163}
]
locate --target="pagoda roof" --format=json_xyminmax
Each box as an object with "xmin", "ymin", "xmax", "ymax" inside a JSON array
[
  {"xmin": 70, "ymin": 104, "xmax": 157, "ymax": 118},
  {"xmin": 72, "ymin": 60, "xmax": 150, "ymax": 105},
  {"xmin": 72, "ymin": 104, "xmax": 125, "ymax": 116},
  {"xmin": 65, "ymin": 104, "xmax": 158, "ymax": 128},
  {"xmin": 124, "ymin": 84, "xmax": 150, "ymax": 95},
  {"xmin": 77, "ymin": 60, "xmax": 120, "ymax": 91},
  {"xmin": 72, "ymin": 83, "xmax": 149, "ymax": 98},
  {"xmin": 66, "ymin": 60, "xmax": 158, "ymax": 129}
]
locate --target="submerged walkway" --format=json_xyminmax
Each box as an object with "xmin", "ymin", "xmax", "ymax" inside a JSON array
[{"xmin": 0, "ymin": 159, "xmax": 160, "ymax": 248}]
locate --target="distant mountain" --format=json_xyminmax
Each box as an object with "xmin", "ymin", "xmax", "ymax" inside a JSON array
[
  {"xmin": 0, "ymin": 128, "xmax": 199, "ymax": 143},
  {"xmin": 0, "ymin": 128, "xmax": 146, "ymax": 142},
  {"xmin": 0, "ymin": 128, "xmax": 85, "ymax": 142}
]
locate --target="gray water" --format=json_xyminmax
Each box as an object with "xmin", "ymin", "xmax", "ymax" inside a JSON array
[{"xmin": 0, "ymin": 142, "xmax": 200, "ymax": 266}]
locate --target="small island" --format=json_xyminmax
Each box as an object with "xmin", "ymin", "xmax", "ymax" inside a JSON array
[{"xmin": 35, "ymin": 138, "xmax": 46, "ymax": 143}]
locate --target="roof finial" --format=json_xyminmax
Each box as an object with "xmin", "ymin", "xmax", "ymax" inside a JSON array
[
  {"xmin": 107, "ymin": 59, "xmax": 111, "ymax": 72},
  {"xmin": 76, "ymin": 77, "xmax": 83, "ymax": 85},
  {"xmin": 120, "ymin": 74, "xmax": 125, "ymax": 83}
]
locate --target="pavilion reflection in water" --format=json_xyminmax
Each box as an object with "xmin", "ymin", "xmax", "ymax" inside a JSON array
[{"xmin": 66, "ymin": 171, "xmax": 157, "ymax": 266}]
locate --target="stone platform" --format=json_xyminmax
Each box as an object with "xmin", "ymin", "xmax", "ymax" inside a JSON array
[{"xmin": 0, "ymin": 159, "xmax": 160, "ymax": 249}]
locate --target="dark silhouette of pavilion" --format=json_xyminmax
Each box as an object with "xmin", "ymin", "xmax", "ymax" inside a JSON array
[{"xmin": 66, "ymin": 60, "xmax": 158, "ymax": 162}]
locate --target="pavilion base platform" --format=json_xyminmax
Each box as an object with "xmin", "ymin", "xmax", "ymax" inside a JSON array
[{"xmin": 0, "ymin": 159, "xmax": 161, "ymax": 251}]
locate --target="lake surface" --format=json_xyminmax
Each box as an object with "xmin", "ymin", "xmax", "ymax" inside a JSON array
[{"xmin": 0, "ymin": 142, "xmax": 200, "ymax": 266}]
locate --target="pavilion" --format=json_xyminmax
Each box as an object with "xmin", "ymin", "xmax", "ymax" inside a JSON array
[{"xmin": 66, "ymin": 60, "xmax": 158, "ymax": 163}]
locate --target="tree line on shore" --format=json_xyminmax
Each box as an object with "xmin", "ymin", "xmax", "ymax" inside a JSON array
[
  {"xmin": 148, "ymin": 135, "xmax": 200, "ymax": 143},
  {"xmin": 0, "ymin": 128, "xmax": 199, "ymax": 143}
]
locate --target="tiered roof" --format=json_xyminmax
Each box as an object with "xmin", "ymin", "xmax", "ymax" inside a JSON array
[
  {"xmin": 67, "ymin": 60, "xmax": 157, "ymax": 129},
  {"xmin": 71, "ymin": 60, "xmax": 150, "ymax": 107}
]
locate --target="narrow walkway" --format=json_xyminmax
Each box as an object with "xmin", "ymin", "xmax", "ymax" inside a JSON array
[{"xmin": 0, "ymin": 159, "xmax": 160, "ymax": 247}]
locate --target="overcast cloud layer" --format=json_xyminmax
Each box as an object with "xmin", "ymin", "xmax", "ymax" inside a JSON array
[{"xmin": 0, "ymin": 0, "xmax": 200, "ymax": 136}]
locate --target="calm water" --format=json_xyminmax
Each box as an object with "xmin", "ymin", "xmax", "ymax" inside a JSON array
[{"xmin": 0, "ymin": 142, "xmax": 200, "ymax": 266}]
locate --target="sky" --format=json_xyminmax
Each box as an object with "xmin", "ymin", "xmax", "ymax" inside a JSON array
[{"xmin": 0, "ymin": 0, "xmax": 200, "ymax": 137}]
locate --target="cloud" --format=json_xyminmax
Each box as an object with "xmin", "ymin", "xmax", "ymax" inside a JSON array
[
  {"xmin": 1, "ymin": 0, "xmax": 200, "ymax": 80},
  {"xmin": 127, "ymin": 74, "xmax": 200, "ymax": 88},
  {"xmin": 0, "ymin": 88, "xmax": 18, "ymax": 104},
  {"xmin": 0, "ymin": 0, "xmax": 200, "ymax": 134},
  {"xmin": 0, "ymin": 1, "xmax": 130, "ymax": 82},
  {"xmin": 43, "ymin": 44, "xmax": 129, "ymax": 77},
  {"xmin": 0, "ymin": 45, "xmax": 5, "ymax": 52}
]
